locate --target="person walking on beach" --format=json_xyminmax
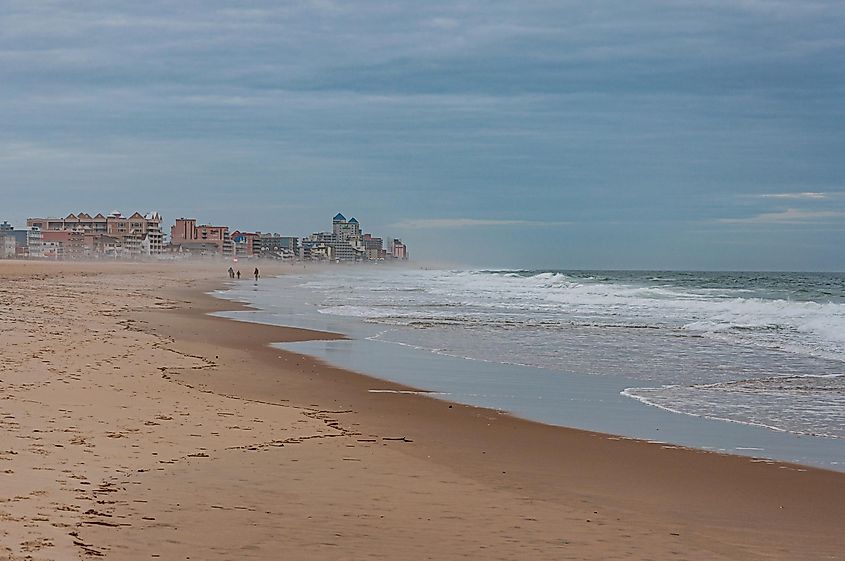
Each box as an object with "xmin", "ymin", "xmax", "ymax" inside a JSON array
[
  {"xmin": 227, "ymin": 267, "xmax": 234, "ymax": 279},
  {"xmin": 236, "ymin": 270, "xmax": 241, "ymax": 279},
  {"xmin": 254, "ymin": 267, "xmax": 260, "ymax": 282}
]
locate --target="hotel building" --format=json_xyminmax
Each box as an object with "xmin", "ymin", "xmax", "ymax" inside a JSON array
[
  {"xmin": 302, "ymin": 213, "xmax": 404, "ymax": 262},
  {"xmin": 231, "ymin": 231, "xmax": 260, "ymax": 258},
  {"xmin": 257, "ymin": 233, "xmax": 300, "ymax": 259},
  {"xmin": 390, "ymin": 238, "xmax": 408, "ymax": 260},
  {"xmin": 26, "ymin": 211, "xmax": 164, "ymax": 257},
  {"xmin": 170, "ymin": 218, "xmax": 233, "ymax": 257}
]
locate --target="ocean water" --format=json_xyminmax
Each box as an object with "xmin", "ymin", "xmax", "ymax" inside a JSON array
[{"xmin": 215, "ymin": 267, "xmax": 845, "ymax": 466}]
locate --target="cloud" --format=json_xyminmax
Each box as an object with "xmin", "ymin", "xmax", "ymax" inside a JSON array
[
  {"xmin": 427, "ymin": 17, "xmax": 460, "ymax": 30},
  {"xmin": 1, "ymin": 1, "xmax": 844, "ymax": 269},
  {"xmin": 718, "ymin": 208, "xmax": 845, "ymax": 224},
  {"xmin": 756, "ymin": 192, "xmax": 830, "ymax": 200},
  {"xmin": 0, "ymin": 141, "xmax": 125, "ymax": 165},
  {"xmin": 388, "ymin": 218, "xmax": 568, "ymax": 229}
]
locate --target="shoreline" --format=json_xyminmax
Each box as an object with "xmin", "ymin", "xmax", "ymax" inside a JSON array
[
  {"xmin": 156, "ymin": 276, "xmax": 845, "ymax": 557},
  {"xmin": 202, "ymin": 277, "xmax": 844, "ymax": 475},
  {"xmin": 213, "ymin": 273, "xmax": 845, "ymax": 472},
  {"xmin": 3, "ymin": 262, "xmax": 844, "ymax": 560}
]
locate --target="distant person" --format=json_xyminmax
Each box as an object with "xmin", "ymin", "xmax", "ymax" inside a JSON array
[
  {"xmin": 236, "ymin": 270, "xmax": 241, "ymax": 279},
  {"xmin": 227, "ymin": 267, "xmax": 234, "ymax": 279},
  {"xmin": 254, "ymin": 267, "xmax": 260, "ymax": 282}
]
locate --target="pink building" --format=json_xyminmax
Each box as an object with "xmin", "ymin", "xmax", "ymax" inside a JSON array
[
  {"xmin": 41, "ymin": 230, "xmax": 85, "ymax": 260},
  {"xmin": 27, "ymin": 211, "xmax": 163, "ymax": 255},
  {"xmin": 391, "ymin": 238, "xmax": 408, "ymax": 260},
  {"xmin": 170, "ymin": 218, "xmax": 232, "ymax": 256},
  {"xmin": 231, "ymin": 231, "xmax": 260, "ymax": 258}
]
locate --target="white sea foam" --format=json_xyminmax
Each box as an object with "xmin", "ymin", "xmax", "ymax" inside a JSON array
[
  {"xmin": 300, "ymin": 268, "xmax": 845, "ymax": 439},
  {"xmin": 622, "ymin": 376, "xmax": 845, "ymax": 439},
  {"xmin": 367, "ymin": 389, "xmax": 448, "ymax": 395},
  {"xmin": 313, "ymin": 269, "xmax": 845, "ymax": 362}
]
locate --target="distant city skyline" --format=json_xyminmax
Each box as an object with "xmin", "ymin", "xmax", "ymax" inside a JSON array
[
  {"xmin": 3, "ymin": 209, "xmax": 407, "ymax": 262},
  {"xmin": 1, "ymin": 2, "xmax": 844, "ymax": 271}
]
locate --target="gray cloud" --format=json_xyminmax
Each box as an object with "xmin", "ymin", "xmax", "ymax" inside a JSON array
[
  {"xmin": 388, "ymin": 218, "xmax": 569, "ymax": 229},
  {"xmin": 718, "ymin": 209, "xmax": 845, "ymax": 224},
  {"xmin": 756, "ymin": 192, "xmax": 831, "ymax": 200},
  {"xmin": 1, "ymin": 0, "xmax": 844, "ymax": 268}
]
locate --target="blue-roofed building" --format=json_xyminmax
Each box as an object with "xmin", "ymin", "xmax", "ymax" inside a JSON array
[
  {"xmin": 346, "ymin": 217, "xmax": 361, "ymax": 238},
  {"xmin": 306, "ymin": 212, "xmax": 400, "ymax": 262}
]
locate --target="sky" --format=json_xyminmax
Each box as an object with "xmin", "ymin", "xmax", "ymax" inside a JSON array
[{"xmin": 1, "ymin": 0, "xmax": 844, "ymax": 270}]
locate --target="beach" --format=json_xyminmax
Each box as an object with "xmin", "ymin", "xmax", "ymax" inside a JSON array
[{"xmin": 2, "ymin": 262, "xmax": 844, "ymax": 560}]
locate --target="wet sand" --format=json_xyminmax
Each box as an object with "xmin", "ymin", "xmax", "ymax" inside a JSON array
[{"xmin": 2, "ymin": 261, "xmax": 844, "ymax": 560}]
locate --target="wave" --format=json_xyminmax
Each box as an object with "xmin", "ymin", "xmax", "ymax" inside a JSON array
[
  {"xmin": 231, "ymin": 269, "xmax": 845, "ymax": 445},
  {"xmin": 622, "ymin": 375, "xmax": 845, "ymax": 439},
  {"xmin": 312, "ymin": 268, "xmax": 845, "ymax": 362}
]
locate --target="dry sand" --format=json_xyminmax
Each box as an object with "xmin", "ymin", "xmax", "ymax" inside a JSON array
[{"xmin": 1, "ymin": 261, "xmax": 844, "ymax": 560}]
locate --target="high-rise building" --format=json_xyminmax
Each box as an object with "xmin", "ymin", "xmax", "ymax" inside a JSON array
[
  {"xmin": 169, "ymin": 218, "xmax": 232, "ymax": 257},
  {"xmin": 307, "ymin": 213, "xmax": 405, "ymax": 262},
  {"xmin": 318, "ymin": 213, "xmax": 365, "ymax": 261},
  {"xmin": 257, "ymin": 233, "xmax": 300, "ymax": 259},
  {"xmin": 362, "ymin": 233, "xmax": 384, "ymax": 261},
  {"xmin": 41, "ymin": 230, "xmax": 85, "ymax": 260},
  {"xmin": 26, "ymin": 227, "xmax": 43, "ymax": 259},
  {"xmin": 0, "ymin": 233, "xmax": 15, "ymax": 259},
  {"xmin": 332, "ymin": 213, "xmax": 347, "ymax": 237},
  {"xmin": 26, "ymin": 211, "xmax": 163, "ymax": 257},
  {"xmin": 390, "ymin": 238, "xmax": 408, "ymax": 260},
  {"xmin": 231, "ymin": 231, "xmax": 260, "ymax": 258},
  {"xmin": 0, "ymin": 221, "xmax": 17, "ymax": 259},
  {"xmin": 1, "ymin": 221, "xmax": 43, "ymax": 259}
]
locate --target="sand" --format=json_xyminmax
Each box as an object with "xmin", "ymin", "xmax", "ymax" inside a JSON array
[{"xmin": 1, "ymin": 261, "xmax": 844, "ymax": 560}]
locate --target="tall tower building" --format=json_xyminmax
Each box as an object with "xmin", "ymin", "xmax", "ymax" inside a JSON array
[{"xmin": 332, "ymin": 213, "xmax": 347, "ymax": 237}]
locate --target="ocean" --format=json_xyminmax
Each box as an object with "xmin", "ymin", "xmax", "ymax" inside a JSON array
[{"xmin": 214, "ymin": 267, "xmax": 845, "ymax": 470}]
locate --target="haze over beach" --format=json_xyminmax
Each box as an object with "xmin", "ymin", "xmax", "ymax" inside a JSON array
[{"xmin": 2, "ymin": 2, "xmax": 845, "ymax": 561}]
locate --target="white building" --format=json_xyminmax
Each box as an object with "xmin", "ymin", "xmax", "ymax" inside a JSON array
[
  {"xmin": 27, "ymin": 227, "xmax": 43, "ymax": 258},
  {"xmin": 0, "ymin": 235, "xmax": 15, "ymax": 258}
]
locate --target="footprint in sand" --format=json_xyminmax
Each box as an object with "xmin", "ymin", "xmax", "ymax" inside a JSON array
[{"xmin": 20, "ymin": 537, "xmax": 54, "ymax": 552}]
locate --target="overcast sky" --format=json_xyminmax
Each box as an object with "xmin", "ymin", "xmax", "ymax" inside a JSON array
[{"xmin": 1, "ymin": 1, "xmax": 844, "ymax": 270}]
